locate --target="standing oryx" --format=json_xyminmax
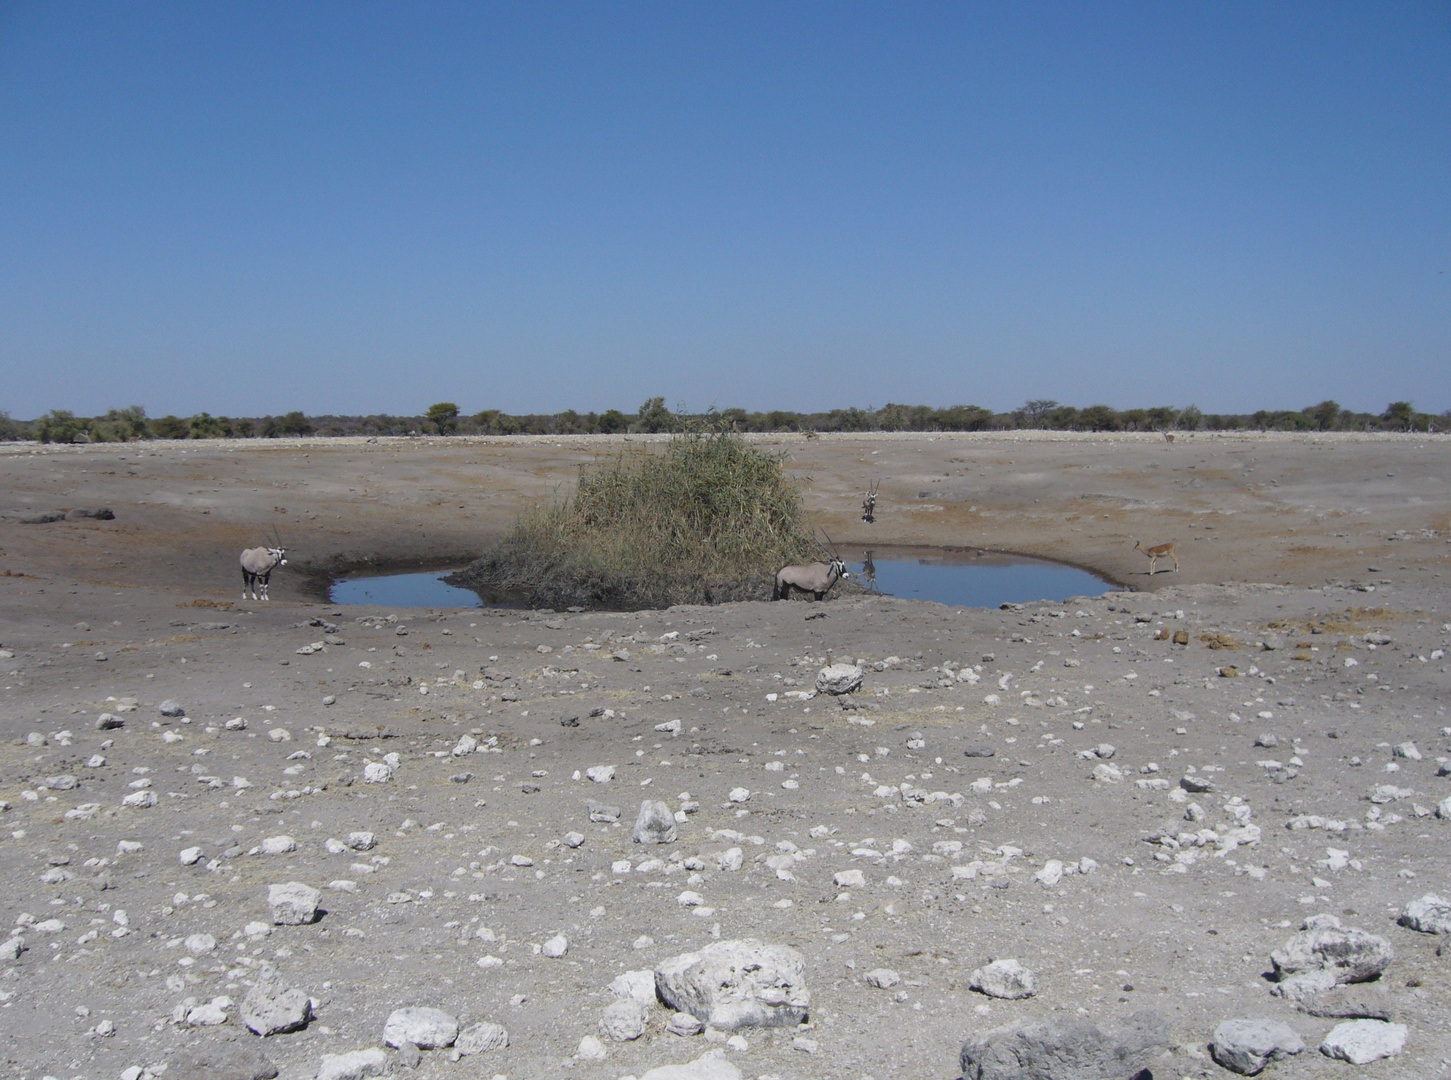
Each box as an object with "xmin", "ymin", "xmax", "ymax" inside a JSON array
[
  {"xmin": 773, "ymin": 532, "xmax": 849, "ymax": 601},
  {"xmin": 861, "ymin": 480, "xmax": 879, "ymax": 524},
  {"xmin": 240, "ymin": 533, "xmax": 287, "ymax": 600},
  {"xmin": 772, "ymin": 555, "xmax": 849, "ymax": 601}
]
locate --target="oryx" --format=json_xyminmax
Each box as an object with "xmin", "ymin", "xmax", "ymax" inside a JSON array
[
  {"xmin": 772, "ymin": 555, "xmax": 848, "ymax": 601},
  {"xmin": 861, "ymin": 480, "xmax": 879, "ymax": 523},
  {"xmin": 240, "ymin": 532, "xmax": 287, "ymax": 600}
]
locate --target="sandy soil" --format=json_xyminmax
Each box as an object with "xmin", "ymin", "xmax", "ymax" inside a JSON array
[{"xmin": 0, "ymin": 431, "xmax": 1448, "ymax": 1080}]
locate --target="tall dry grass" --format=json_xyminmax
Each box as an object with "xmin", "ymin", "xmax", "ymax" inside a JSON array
[{"xmin": 451, "ymin": 433, "xmax": 818, "ymax": 609}]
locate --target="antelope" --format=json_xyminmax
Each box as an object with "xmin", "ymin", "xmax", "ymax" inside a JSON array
[
  {"xmin": 773, "ymin": 555, "xmax": 848, "ymax": 601},
  {"xmin": 1133, "ymin": 540, "xmax": 1179, "ymax": 575},
  {"xmin": 861, "ymin": 479, "xmax": 879, "ymax": 523},
  {"xmin": 1163, "ymin": 431, "xmax": 1175, "ymax": 444},
  {"xmin": 240, "ymin": 534, "xmax": 287, "ymax": 600}
]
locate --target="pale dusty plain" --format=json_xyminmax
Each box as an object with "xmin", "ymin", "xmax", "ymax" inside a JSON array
[{"xmin": 0, "ymin": 431, "xmax": 1448, "ymax": 1080}]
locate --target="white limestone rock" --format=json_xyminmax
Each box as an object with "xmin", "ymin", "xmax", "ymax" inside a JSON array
[{"xmin": 655, "ymin": 939, "xmax": 810, "ymax": 1031}]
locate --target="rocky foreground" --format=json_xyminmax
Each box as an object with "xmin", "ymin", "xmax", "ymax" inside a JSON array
[{"xmin": 2, "ymin": 573, "xmax": 1450, "ymax": 1080}]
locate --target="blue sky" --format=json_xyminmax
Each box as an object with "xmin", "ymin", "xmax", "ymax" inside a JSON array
[{"xmin": 2, "ymin": 2, "xmax": 1447, "ymax": 419}]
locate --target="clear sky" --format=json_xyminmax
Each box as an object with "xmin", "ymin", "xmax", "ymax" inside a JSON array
[{"xmin": 2, "ymin": 2, "xmax": 1447, "ymax": 419}]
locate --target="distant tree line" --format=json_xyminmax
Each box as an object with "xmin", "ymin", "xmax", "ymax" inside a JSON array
[{"xmin": 1, "ymin": 397, "xmax": 1444, "ymax": 444}]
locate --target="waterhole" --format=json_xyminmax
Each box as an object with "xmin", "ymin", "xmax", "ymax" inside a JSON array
[{"xmin": 330, "ymin": 549, "xmax": 1114, "ymax": 610}]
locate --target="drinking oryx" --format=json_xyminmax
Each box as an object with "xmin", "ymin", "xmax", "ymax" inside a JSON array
[
  {"xmin": 772, "ymin": 555, "xmax": 849, "ymax": 601},
  {"xmin": 240, "ymin": 544, "xmax": 287, "ymax": 600}
]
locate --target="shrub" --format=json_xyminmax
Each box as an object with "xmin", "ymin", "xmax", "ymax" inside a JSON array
[{"xmin": 451, "ymin": 432, "xmax": 818, "ymax": 609}]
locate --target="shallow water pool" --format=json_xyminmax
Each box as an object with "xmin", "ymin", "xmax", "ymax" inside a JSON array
[
  {"xmin": 330, "ymin": 550, "xmax": 1114, "ymax": 610},
  {"xmin": 846, "ymin": 549, "xmax": 1114, "ymax": 608}
]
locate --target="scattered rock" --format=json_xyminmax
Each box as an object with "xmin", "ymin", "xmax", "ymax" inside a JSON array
[
  {"xmin": 655, "ymin": 939, "xmax": 810, "ymax": 1030},
  {"xmin": 969, "ymin": 958, "xmax": 1037, "ymax": 1000},
  {"xmin": 601, "ymin": 998, "xmax": 648, "ymax": 1041},
  {"xmin": 1296, "ymin": 985, "xmax": 1394, "ymax": 1020},
  {"xmin": 589, "ymin": 802, "xmax": 622, "ymax": 822},
  {"xmin": 816, "ymin": 663, "xmax": 863, "ymax": 695},
  {"xmin": 959, "ymin": 1011, "xmax": 1170, "ymax": 1080},
  {"xmin": 1270, "ymin": 914, "xmax": 1393, "ymax": 994},
  {"xmin": 1319, "ymin": 1019, "xmax": 1407, "ymax": 1064},
  {"xmin": 634, "ymin": 799, "xmax": 678, "ymax": 844},
  {"xmin": 611, "ymin": 969, "xmax": 658, "ymax": 1006},
  {"xmin": 864, "ymin": 968, "xmax": 900, "ymax": 989},
  {"xmin": 159, "ymin": 700, "xmax": 185, "ymax": 717},
  {"xmin": 638, "ymin": 1052, "xmax": 743, "ymax": 1080},
  {"xmin": 268, "ymin": 882, "xmax": 321, "ymax": 925},
  {"xmin": 242, "ymin": 963, "xmax": 312, "ymax": 1035},
  {"xmin": 1209, "ymin": 1018, "xmax": 1305, "ymax": 1075},
  {"xmin": 456, "ymin": 1020, "xmax": 509, "ymax": 1055},
  {"xmin": 542, "ymin": 933, "xmax": 569, "ymax": 958},
  {"xmin": 1397, "ymin": 893, "xmax": 1451, "ymax": 935},
  {"xmin": 170, "ymin": 1042, "xmax": 279, "ymax": 1080},
  {"xmin": 576, "ymin": 1034, "xmax": 608, "ymax": 1060},
  {"xmin": 316, "ymin": 1047, "xmax": 389, "ymax": 1080},
  {"xmin": 383, "ymin": 1006, "xmax": 459, "ymax": 1049}
]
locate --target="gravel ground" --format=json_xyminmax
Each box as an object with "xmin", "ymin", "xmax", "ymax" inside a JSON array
[{"xmin": 0, "ymin": 431, "xmax": 1447, "ymax": 1080}]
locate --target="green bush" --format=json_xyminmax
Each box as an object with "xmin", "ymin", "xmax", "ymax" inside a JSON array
[{"xmin": 451, "ymin": 432, "xmax": 818, "ymax": 609}]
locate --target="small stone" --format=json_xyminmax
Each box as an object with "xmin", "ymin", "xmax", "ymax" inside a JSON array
[
  {"xmin": 362, "ymin": 761, "xmax": 393, "ymax": 783},
  {"xmin": 601, "ymin": 998, "xmax": 648, "ymax": 1041},
  {"xmin": 864, "ymin": 968, "xmax": 900, "ymax": 989},
  {"xmin": 0, "ymin": 937, "xmax": 25, "ymax": 962},
  {"xmin": 268, "ymin": 881, "xmax": 321, "ymax": 925},
  {"xmin": 634, "ymin": 800, "xmax": 678, "ymax": 844},
  {"xmin": 268, "ymin": 728, "xmax": 291, "ymax": 742},
  {"xmin": 185, "ymin": 932, "xmax": 217, "ymax": 955},
  {"xmin": 563, "ymin": 831, "xmax": 586, "ymax": 848},
  {"xmin": 834, "ymin": 869, "xmax": 865, "ymax": 888},
  {"xmin": 542, "ymin": 933, "xmax": 569, "ymax": 958},
  {"xmin": 667, "ymin": 1011, "xmax": 705, "ymax": 1036},
  {"xmin": 383, "ymin": 1006, "xmax": 459, "ymax": 1049},
  {"xmin": 611, "ymin": 969, "xmax": 658, "ymax": 1006},
  {"xmin": 1033, "ymin": 860, "xmax": 1063, "ymax": 887},
  {"xmin": 96, "ymin": 713, "xmax": 125, "ymax": 730},
  {"xmin": 587, "ymin": 765, "xmax": 616, "ymax": 783},
  {"xmin": 728, "ymin": 787, "xmax": 751, "ymax": 803},
  {"xmin": 969, "ymin": 958, "xmax": 1037, "ymax": 999},
  {"xmin": 1296, "ymin": 985, "xmax": 1394, "ymax": 1020},
  {"xmin": 347, "ymin": 831, "xmax": 376, "ymax": 850},
  {"xmin": 1319, "ymin": 1019, "xmax": 1407, "ymax": 1064},
  {"xmin": 260, "ymin": 835, "xmax": 297, "ymax": 855},
  {"xmin": 589, "ymin": 802, "xmax": 622, "ymax": 822},
  {"xmin": 159, "ymin": 700, "xmax": 185, "ymax": 717},
  {"xmin": 576, "ymin": 1034, "xmax": 608, "ymax": 1060},
  {"xmin": 394, "ymin": 1041, "xmax": 422, "ymax": 1070},
  {"xmin": 456, "ymin": 1021, "xmax": 508, "ymax": 1055},
  {"xmin": 1210, "ymin": 1018, "xmax": 1305, "ymax": 1075},
  {"xmin": 186, "ymin": 999, "xmax": 230, "ymax": 1026},
  {"xmin": 178, "ymin": 846, "xmax": 204, "ymax": 866}
]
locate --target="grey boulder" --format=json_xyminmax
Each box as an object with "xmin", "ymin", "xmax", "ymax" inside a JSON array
[
  {"xmin": 316, "ymin": 1047, "xmax": 389, "ymax": 1080},
  {"xmin": 1210, "ymin": 1019, "xmax": 1305, "ymax": 1075},
  {"xmin": 383, "ymin": 1006, "xmax": 458, "ymax": 1049},
  {"xmin": 268, "ymin": 882, "xmax": 321, "ymax": 925},
  {"xmin": 1319, "ymin": 1019, "xmax": 1407, "ymax": 1064},
  {"xmin": 1397, "ymin": 893, "xmax": 1451, "ymax": 935},
  {"xmin": 815, "ymin": 663, "xmax": 863, "ymax": 695},
  {"xmin": 969, "ymin": 958, "xmax": 1037, "ymax": 1000},
  {"xmin": 170, "ymin": 1042, "xmax": 278, "ymax": 1080},
  {"xmin": 633, "ymin": 799, "xmax": 678, "ymax": 844},
  {"xmin": 639, "ymin": 1053, "xmax": 743, "ymax": 1080},
  {"xmin": 959, "ymin": 1010, "xmax": 1170, "ymax": 1080},
  {"xmin": 456, "ymin": 1021, "xmax": 508, "ymax": 1055},
  {"xmin": 242, "ymin": 964, "xmax": 312, "ymax": 1036},
  {"xmin": 1269, "ymin": 914, "xmax": 1392, "ymax": 992},
  {"xmin": 655, "ymin": 939, "xmax": 809, "ymax": 1031}
]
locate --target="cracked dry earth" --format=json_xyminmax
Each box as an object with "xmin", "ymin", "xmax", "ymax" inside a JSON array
[{"xmin": 1, "ymin": 433, "xmax": 1450, "ymax": 1080}]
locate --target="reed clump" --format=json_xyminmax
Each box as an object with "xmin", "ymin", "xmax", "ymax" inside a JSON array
[{"xmin": 451, "ymin": 433, "xmax": 817, "ymax": 609}]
